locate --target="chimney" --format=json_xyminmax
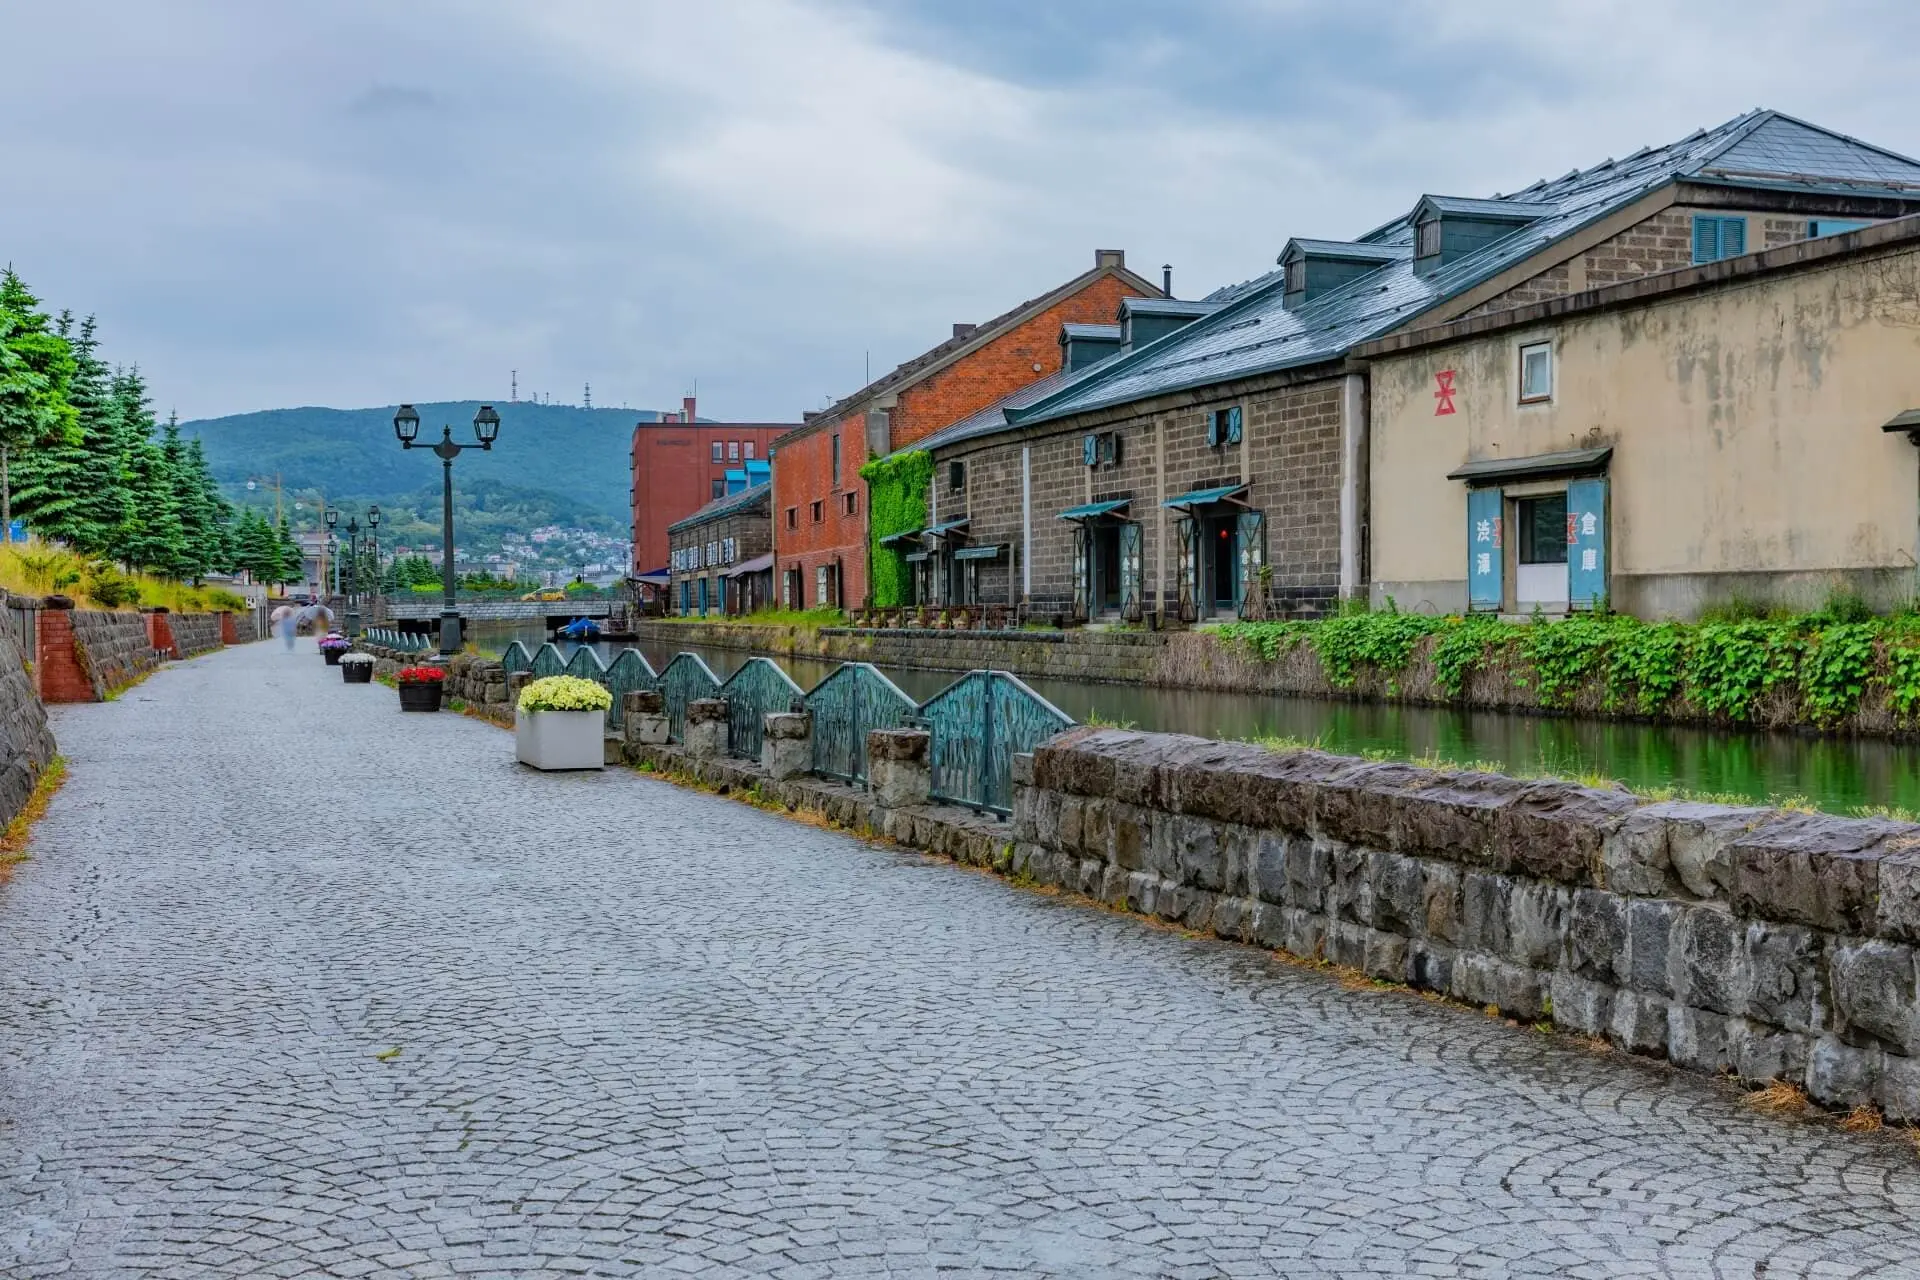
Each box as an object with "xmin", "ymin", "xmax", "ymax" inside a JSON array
[
  {"xmin": 681, "ymin": 395, "xmax": 696, "ymax": 423},
  {"xmin": 1163, "ymin": 264, "xmax": 1173, "ymax": 297},
  {"xmin": 1095, "ymin": 248, "xmax": 1125, "ymax": 270},
  {"xmin": 952, "ymin": 323, "xmax": 977, "ymax": 340}
]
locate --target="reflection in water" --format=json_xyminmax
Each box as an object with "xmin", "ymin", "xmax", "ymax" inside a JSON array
[{"xmin": 472, "ymin": 623, "xmax": 1920, "ymax": 814}]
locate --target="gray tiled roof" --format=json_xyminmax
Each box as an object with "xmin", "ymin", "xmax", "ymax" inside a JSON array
[
  {"xmin": 1009, "ymin": 110, "xmax": 1920, "ymax": 428},
  {"xmin": 668, "ymin": 481, "xmax": 770, "ymax": 534}
]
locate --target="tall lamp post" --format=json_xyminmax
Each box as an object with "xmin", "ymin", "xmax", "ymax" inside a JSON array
[
  {"xmin": 343, "ymin": 515, "xmax": 363, "ymax": 636},
  {"xmin": 394, "ymin": 403, "xmax": 502, "ymax": 656},
  {"xmin": 324, "ymin": 507, "xmax": 339, "ymax": 602},
  {"xmin": 366, "ymin": 504, "xmax": 382, "ymax": 626}
]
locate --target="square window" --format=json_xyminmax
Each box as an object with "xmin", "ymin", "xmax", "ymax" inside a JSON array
[
  {"xmin": 949, "ymin": 460, "xmax": 965, "ymax": 492},
  {"xmin": 811, "ymin": 500, "xmax": 823, "ymax": 523},
  {"xmin": 843, "ymin": 492, "xmax": 857, "ymax": 516},
  {"xmin": 785, "ymin": 507, "xmax": 797, "ymax": 530},
  {"xmin": 1517, "ymin": 493, "xmax": 1569, "ymax": 566},
  {"xmin": 728, "ymin": 441, "xmax": 740, "ymax": 460},
  {"xmin": 710, "ymin": 442, "xmax": 723, "ymax": 463},
  {"xmin": 1519, "ymin": 343, "xmax": 1552, "ymax": 402}
]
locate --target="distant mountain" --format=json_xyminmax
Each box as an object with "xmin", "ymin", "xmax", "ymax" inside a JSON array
[{"xmin": 182, "ymin": 401, "xmax": 663, "ymax": 527}]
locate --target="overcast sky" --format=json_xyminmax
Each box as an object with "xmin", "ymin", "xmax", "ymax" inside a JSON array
[{"xmin": 6, "ymin": 0, "xmax": 1920, "ymax": 423}]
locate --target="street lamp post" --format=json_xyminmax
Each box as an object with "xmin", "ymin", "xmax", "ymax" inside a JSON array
[
  {"xmin": 343, "ymin": 516, "xmax": 363, "ymax": 637},
  {"xmin": 394, "ymin": 404, "xmax": 502, "ymax": 657},
  {"xmin": 367, "ymin": 504, "xmax": 382, "ymax": 625},
  {"xmin": 325, "ymin": 507, "xmax": 339, "ymax": 603}
]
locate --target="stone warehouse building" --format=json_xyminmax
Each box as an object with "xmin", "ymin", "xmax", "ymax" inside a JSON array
[
  {"xmin": 1361, "ymin": 215, "xmax": 1920, "ymax": 619},
  {"xmin": 890, "ymin": 111, "xmax": 1920, "ymax": 624},
  {"xmin": 771, "ymin": 250, "xmax": 1162, "ymax": 610},
  {"xmin": 667, "ymin": 482, "xmax": 774, "ymax": 617}
]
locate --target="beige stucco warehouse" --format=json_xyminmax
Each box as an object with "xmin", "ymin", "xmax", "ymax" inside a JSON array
[{"xmin": 1359, "ymin": 218, "xmax": 1920, "ymax": 619}]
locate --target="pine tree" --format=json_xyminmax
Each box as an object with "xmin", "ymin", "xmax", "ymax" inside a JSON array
[
  {"xmin": 187, "ymin": 438, "xmax": 235, "ymax": 575},
  {"xmin": 163, "ymin": 413, "xmax": 215, "ymax": 580},
  {"xmin": 274, "ymin": 514, "xmax": 304, "ymax": 589},
  {"xmin": 10, "ymin": 312, "xmax": 101, "ymax": 547},
  {"xmin": 0, "ymin": 268, "xmax": 78, "ymax": 539},
  {"xmin": 107, "ymin": 369, "xmax": 188, "ymax": 575}
]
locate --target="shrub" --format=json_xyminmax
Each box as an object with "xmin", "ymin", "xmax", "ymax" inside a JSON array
[
  {"xmin": 83, "ymin": 566, "xmax": 139, "ymax": 609},
  {"xmin": 518, "ymin": 674, "xmax": 613, "ymax": 714}
]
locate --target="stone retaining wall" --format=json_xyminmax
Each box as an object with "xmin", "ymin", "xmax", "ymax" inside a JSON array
[
  {"xmin": 1011, "ymin": 727, "xmax": 1920, "ymax": 1117},
  {"xmin": 628, "ymin": 620, "xmax": 1169, "ymax": 682},
  {"xmin": 169, "ymin": 613, "xmax": 223, "ymax": 657},
  {"xmin": 69, "ymin": 610, "xmax": 159, "ymax": 699},
  {"xmin": 0, "ymin": 609, "xmax": 56, "ymax": 828}
]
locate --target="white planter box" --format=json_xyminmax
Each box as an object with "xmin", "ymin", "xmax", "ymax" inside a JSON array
[{"xmin": 516, "ymin": 708, "xmax": 606, "ymax": 770}]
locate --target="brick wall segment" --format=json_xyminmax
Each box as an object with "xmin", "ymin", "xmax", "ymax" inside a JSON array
[{"xmin": 629, "ymin": 411, "xmax": 789, "ymax": 577}]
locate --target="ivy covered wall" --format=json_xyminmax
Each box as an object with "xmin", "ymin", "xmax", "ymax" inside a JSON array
[{"xmin": 861, "ymin": 450, "xmax": 933, "ymax": 608}]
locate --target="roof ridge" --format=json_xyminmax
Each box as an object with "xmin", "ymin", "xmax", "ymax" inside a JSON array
[{"xmin": 1683, "ymin": 108, "xmax": 1778, "ymax": 172}]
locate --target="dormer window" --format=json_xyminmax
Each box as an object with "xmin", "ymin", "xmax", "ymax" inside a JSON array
[
  {"xmin": 1417, "ymin": 220, "xmax": 1443, "ymax": 258},
  {"xmin": 1410, "ymin": 196, "xmax": 1553, "ymax": 277},
  {"xmin": 1277, "ymin": 238, "xmax": 1408, "ymax": 310}
]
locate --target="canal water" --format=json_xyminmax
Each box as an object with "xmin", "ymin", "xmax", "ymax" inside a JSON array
[{"xmin": 471, "ymin": 623, "xmax": 1920, "ymax": 815}]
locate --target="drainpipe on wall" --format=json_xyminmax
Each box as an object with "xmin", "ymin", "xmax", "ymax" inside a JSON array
[
  {"xmin": 1339, "ymin": 373, "xmax": 1369, "ymax": 602},
  {"xmin": 1020, "ymin": 445, "xmax": 1032, "ymax": 607}
]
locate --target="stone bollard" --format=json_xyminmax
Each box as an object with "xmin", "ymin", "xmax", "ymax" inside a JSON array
[
  {"xmin": 481, "ymin": 663, "xmax": 508, "ymax": 704},
  {"xmin": 624, "ymin": 690, "xmax": 669, "ymax": 747},
  {"xmin": 684, "ymin": 697, "xmax": 730, "ymax": 759},
  {"xmin": 868, "ymin": 728, "xmax": 931, "ymax": 809},
  {"xmin": 506, "ymin": 671, "xmax": 533, "ymax": 705},
  {"xmin": 762, "ymin": 710, "xmax": 812, "ymax": 781}
]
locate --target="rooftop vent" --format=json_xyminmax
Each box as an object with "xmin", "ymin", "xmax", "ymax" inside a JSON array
[
  {"xmin": 1117, "ymin": 296, "xmax": 1221, "ymax": 350},
  {"xmin": 1409, "ymin": 196, "xmax": 1554, "ymax": 277},
  {"xmin": 1095, "ymin": 248, "xmax": 1126, "ymax": 270},
  {"xmin": 952, "ymin": 323, "xmax": 978, "ymax": 340},
  {"xmin": 1277, "ymin": 238, "xmax": 1408, "ymax": 310}
]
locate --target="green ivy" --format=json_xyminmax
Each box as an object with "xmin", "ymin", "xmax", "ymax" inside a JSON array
[
  {"xmin": 859, "ymin": 450, "xmax": 933, "ymax": 608},
  {"xmin": 1211, "ymin": 605, "xmax": 1920, "ymax": 728}
]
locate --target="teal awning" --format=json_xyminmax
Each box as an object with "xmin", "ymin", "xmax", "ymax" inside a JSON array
[
  {"xmin": 1162, "ymin": 483, "xmax": 1247, "ymax": 510},
  {"xmin": 1057, "ymin": 498, "xmax": 1130, "ymax": 521},
  {"xmin": 953, "ymin": 544, "xmax": 1004, "ymax": 561},
  {"xmin": 879, "ymin": 528, "xmax": 923, "ymax": 546},
  {"xmin": 904, "ymin": 551, "xmax": 929, "ymax": 563},
  {"xmin": 925, "ymin": 517, "xmax": 970, "ymax": 538}
]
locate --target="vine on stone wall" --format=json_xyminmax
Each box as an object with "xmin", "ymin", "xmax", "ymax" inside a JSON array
[
  {"xmin": 1217, "ymin": 606, "xmax": 1920, "ymax": 728},
  {"xmin": 860, "ymin": 450, "xmax": 933, "ymax": 608}
]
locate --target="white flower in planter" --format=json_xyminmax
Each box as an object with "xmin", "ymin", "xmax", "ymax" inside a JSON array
[
  {"xmin": 340, "ymin": 652, "xmax": 375, "ymax": 665},
  {"xmin": 515, "ymin": 676, "xmax": 611, "ymax": 770}
]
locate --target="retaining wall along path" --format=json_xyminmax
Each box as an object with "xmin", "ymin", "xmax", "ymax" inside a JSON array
[
  {"xmin": 1013, "ymin": 727, "xmax": 1920, "ymax": 1116},
  {"xmin": 0, "ymin": 610, "xmax": 56, "ymax": 827},
  {"xmin": 65, "ymin": 609, "xmax": 158, "ymax": 700}
]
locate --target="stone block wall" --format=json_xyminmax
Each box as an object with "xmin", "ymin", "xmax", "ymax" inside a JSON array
[
  {"xmin": 53, "ymin": 609, "xmax": 159, "ymax": 702},
  {"xmin": 1012, "ymin": 726, "xmax": 1920, "ymax": 1116},
  {"xmin": 170, "ymin": 613, "xmax": 223, "ymax": 657},
  {"xmin": 0, "ymin": 609, "xmax": 56, "ymax": 829}
]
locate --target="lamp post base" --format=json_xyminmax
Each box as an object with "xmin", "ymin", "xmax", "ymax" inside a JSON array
[
  {"xmin": 345, "ymin": 609, "xmax": 361, "ymax": 637},
  {"xmin": 438, "ymin": 610, "xmax": 463, "ymax": 658}
]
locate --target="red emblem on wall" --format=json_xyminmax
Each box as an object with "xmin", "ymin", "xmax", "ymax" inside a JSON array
[{"xmin": 1434, "ymin": 370, "xmax": 1457, "ymax": 416}]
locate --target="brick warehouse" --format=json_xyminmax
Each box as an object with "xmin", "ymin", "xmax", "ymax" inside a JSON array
[
  {"xmin": 630, "ymin": 396, "xmax": 792, "ymax": 580},
  {"xmin": 883, "ymin": 110, "xmax": 1920, "ymax": 625},
  {"xmin": 668, "ymin": 482, "xmax": 775, "ymax": 617},
  {"xmin": 772, "ymin": 250, "xmax": 1161, "ymax": 610}
]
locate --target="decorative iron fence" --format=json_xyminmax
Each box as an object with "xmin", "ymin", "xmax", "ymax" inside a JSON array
[
  {"xmin": 500, "ymin": 640, "xmax": 533, "ymax": 675},
  {"xmin": 657, "ymin": 652, "xmax": 722, "ymax": 742},
  {"xmin": 365, "ymin": 627, "xmax": 432, "ymax": 653},
  {"xmin": 600, "ymin": 649, "xmax": 658, "ymax": 729},
  {"xmin": 530, "ymin": 643, "xmax": 567, "ymax": 679},
  {"xmin": 563, "ymin": 646, "xmax": 605, "ymax": 680},
  {"xmin": 719, "ymin": 658, "xmax": 805, "ymax": 761},
  {"xmin": 916, "ymin": 670, "xmax": 1074, "ymax": 816},
  {"xmin": 804, "ymin": 662, "xmax": 916, "ymax": 784}
]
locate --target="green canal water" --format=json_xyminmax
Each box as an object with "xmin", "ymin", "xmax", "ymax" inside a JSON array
[{"xmin": 471, "ymin": 623, "xmax": 1920, "ymax": 816}]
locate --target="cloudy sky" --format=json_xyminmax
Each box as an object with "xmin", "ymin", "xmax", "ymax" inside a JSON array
[{"xmin": 6, "ymin": 0, "xmax": 1919, "ymax": 423}]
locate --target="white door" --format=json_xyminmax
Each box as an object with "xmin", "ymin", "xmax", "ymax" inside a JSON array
[{"xmin": 1514, "ymin": 493, "xmax": 1569, "ymax": 609}]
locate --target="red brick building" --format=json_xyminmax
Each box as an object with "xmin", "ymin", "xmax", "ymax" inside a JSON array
[
  {"xmin": 629, "ymin": 397, "xmax": 792, "ymax": 578},
  {"xmin": 772, "ymin": 250, "xmax": 1161, "ymax": 608}
]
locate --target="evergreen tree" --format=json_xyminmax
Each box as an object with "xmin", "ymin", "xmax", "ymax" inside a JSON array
[
  {"xmin": 273, "ymin": 514, "xmax": 304, "ymax": 589},
  {"xmin": 163, "ymin": 413, "xmax": 216, "ymax": 580},
  {"xmin": 232, "ymin": 508, "xmax": 275, "ymax": 581},
  {"xmin": 187, "ymin": 439, "xmax": 235, "ymax": 575},
  {"xmin": 11, "ymin": 312, "xmax": 102, "ymax": 547},
  {"xmin": 107, "ymin": 368, "xmax": 188, "ymax": 575},
  {"xmin": 0, "ymin": 268, "xmax": 78, "ymax": 539}
]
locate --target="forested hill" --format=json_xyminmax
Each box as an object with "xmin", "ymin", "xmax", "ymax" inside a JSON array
[{"xmin": 182, "ymin": 401, "xmax": 665, "ymax": 526}]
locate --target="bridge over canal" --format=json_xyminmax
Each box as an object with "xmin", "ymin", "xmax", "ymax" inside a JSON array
[{"xmin": 3, "ymin": 641, "xmax": 1919, "ymax": 1277}]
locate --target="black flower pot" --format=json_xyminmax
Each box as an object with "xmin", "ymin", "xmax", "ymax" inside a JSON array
[
  {"xmin": 342, "ymin": 663, "xmax": 373, "ymax": 684},
  {"xmin": 323, "ymin": 649, "xmax": 344, "ymax": 666},
  {"xmin": 398, "ymin": 682, "xmax": 443, "ymax": 712}
]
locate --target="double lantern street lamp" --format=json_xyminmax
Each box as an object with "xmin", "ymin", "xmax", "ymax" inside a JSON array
[
  {"xmin": 393, "ymin": 403, "xmax": 501, "ymax": 657},
  {"xmin": 325, "ymin": 505, "xmax": 382, "ymax": 637}
]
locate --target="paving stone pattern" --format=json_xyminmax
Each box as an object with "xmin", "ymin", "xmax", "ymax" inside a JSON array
[{"xmin": 4, "ymin": 643, "xmax": 1920, "ymax": 1278}]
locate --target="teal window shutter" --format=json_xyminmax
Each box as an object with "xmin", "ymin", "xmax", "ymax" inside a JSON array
[
  {"xmin": 1691, "ymin": 216, "xmax": 1718, "ymax": 264},
  {"xmin": 1225, "ymin": 406, "xmax": 1243, "ymax": 445},
  {"xmin": 1566, "ymin": 477, "xmax": 1608, "ymax": 609},
  {"xmin": 1722, "ymin": 217, "xmax": 1745, "ymax": 258},
  {"xmin": 1205, "ymin": 411, "xmax": 1220, "ymax": 447},
  {"xmin": 1467, "ymin": 487, "xmax": 1503, "ymax": 611},
  {"xmin": 1083, "ymin": 435, "xmax": 1098, "ymax": 466}
]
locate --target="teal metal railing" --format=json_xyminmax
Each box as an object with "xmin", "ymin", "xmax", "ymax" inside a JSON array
[
  {"xmin": 804, "ymin": 662, "xmax": 916, "ymax": 784},
  {"xmin": 657, "ymin": 652, "xmax": 722, "ymax": 742},
  {"xmin": 600, "ymin": 649, "xmax": 658, "ymax": 728},
  {"xmin": 719, "ymin": 658, "xmax": 805, "ymax": 762},
  {"xmin": 915, "ymin": 670, "xmax": 1074, "ymax": 816},
  {"xmin": 531, "ymin": 643, "xmax": 567, "ymax": 679}
]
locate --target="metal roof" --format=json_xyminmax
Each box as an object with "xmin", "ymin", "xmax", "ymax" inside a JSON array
[
  {"xmin": 1119, "ymin": 296, "xmax": 1222, "ymax": 317},
  {"xmin": 1061, "ymin": 322, "xmax": 1123, "ymax": 340},
  {"xmin": 1446, "ymin": 446, "xmax": 1613, "ymax": 486},
  {"xmin": 1163, "ymin": 483, "xmax": 1249, "ymax": 509},
  {"xmin": 1008, "ymin": 110, "xmax": 1920, "ymax": 429},
  {"xmin": 666, "ymin": 480, "xmax": 770, "ymax": 533},
  {"xmin": 924, "ymin": 517, "xmax": 970, "ymax": 538},
  {"xmin": 1279, "ymin": 238, "xmax": 1408, "ymax": 265},
  {"xmin": 1413, "ymin": 195, "xmax": 1557, "ymax": 220},
  {"xmin": 952, "ymin": 544, "xmax": 1004, "ymax": 561},
  {"xmin": 1057, "ymin": 498, "xmax": 1131, "ymax": 521}
]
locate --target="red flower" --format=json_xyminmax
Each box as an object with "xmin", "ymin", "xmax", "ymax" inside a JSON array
[{"xmin": 397, "ymin": 665, "xmax": 446, "ymax": 684}]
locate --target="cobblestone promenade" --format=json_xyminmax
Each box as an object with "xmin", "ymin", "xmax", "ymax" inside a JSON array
[{"xmin": 5, "ymin": 643, "xmax": 1920, "ymax": 1278}]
